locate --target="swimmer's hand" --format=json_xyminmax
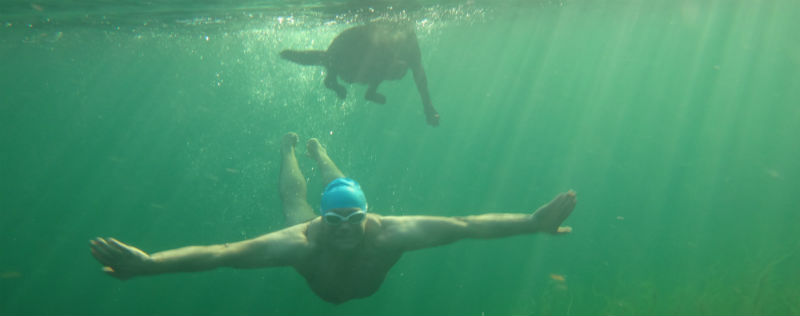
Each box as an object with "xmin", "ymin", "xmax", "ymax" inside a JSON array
[
  {"xmin": 90, "ymin": 237, "xmax": 153, "ymax": 280},
  {"xmin": 530, "ymin": 190, "xmax": 577, "ymax": 235}
]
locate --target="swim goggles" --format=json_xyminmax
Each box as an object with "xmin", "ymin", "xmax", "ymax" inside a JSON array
[{"xmin": 323, "ymin": 210, "xmax": 367, "ymax": 225}]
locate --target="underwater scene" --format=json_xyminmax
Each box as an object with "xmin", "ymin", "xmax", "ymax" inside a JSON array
[{"xmin": 1, "ymin": 0, "xmax": 799, "ymax": 314}]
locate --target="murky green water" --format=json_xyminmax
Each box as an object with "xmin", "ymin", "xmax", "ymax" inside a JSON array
[{"xmin": 2, "ymin": 0, "xmax": 799, "ymax": 314}]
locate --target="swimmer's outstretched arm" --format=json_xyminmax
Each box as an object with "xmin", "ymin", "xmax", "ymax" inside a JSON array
[
  {"xmin": 378, "ymin": 190, "xmax": 577, "ymax": 252},
  {"xmin": 89, "ymin": 224, "xmax": 311, "ymax": 280}
]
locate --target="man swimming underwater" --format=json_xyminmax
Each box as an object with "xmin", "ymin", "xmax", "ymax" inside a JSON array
[{"xmin": 90, "ymin": 132, "xmax": 577, "ymax": 304}]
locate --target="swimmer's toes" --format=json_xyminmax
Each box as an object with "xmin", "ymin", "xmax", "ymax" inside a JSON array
[
  {"xmin": 282, "ymin": 132, "xmax": 299, "ymax": 148},
  {"xmin": 306, "ymin": 138, "xmax": 325, "ymax": 158}
]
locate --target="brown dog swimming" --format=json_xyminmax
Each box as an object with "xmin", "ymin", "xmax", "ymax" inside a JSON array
[{"xmin": 280, "ymin": 23, "xmax": 440, "ymax": 126}]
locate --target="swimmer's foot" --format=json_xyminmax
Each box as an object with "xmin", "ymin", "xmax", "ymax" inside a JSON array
[
  {"xmin": 531, "ymin": 190, "xmax": 577, "ymax": 235},
  {"xmin": 307, "ymin": 138, "xmax": 345, "ymax": 183},
  {"xmin": 306, "ymin": 138, "xmax": 327, "ymax": 161},
  {"xmin": 281, "ymin": 132, "xmax": 299, "ymax": 155}
]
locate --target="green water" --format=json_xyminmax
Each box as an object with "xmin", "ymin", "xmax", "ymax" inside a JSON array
[{"xmin": 2, "ymin": 0, "xmax": 799, "ymax": 314}]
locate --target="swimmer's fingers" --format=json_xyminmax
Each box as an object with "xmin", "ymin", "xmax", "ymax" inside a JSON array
[
  {"xmin": 89, "ymin": 238, "xmax": 142, "ymax": 280},
  {"xmin": 90, "ymin": 238, "xmax": 122, "ymax": 259},
  {"xmin": 89, "ymin": 238, "xmax": 128, "ymax": 275},
  {"xmin": 106, "ymin": 238, "xmax": 135, "ymax": 256},
  {"xmin": 89, "ymin": 241, "xmax": 115, "ymax": 266},
  {"xmin": 532, "ymin": 190, "xmax": 578, "ymax": 235},
  {"xmin": 555, "ymin": 190, "xmax": 577, "ymax": 226},
  {"xmin": 108, "ymin": 237, "xmax": 151, "ymax": 263},
  {"xmin": 555, "ymin": 205, "xmax": 575, "ymax": 227},
  {"xmin": 96, "ymin": 237, "xmax": 123, "ymax": 255}
]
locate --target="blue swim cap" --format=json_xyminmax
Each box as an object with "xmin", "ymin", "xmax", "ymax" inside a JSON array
[{"xmin": 321, "ymin": 178, "xmax": 368, "ymax": 215}]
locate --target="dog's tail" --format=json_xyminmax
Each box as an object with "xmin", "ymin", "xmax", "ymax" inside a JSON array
[{"xmin": 280, "ymin": 50, "xmax": 328, "ymax": 66}]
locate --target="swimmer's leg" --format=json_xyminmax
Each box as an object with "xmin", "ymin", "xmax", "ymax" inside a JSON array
[
  {"xmin": 280, "ymin": 132, "xmax": 317, "ymax": 226},
  {"xmin": 306, "ymin": 138, "xmax": 345, "ymax": 186}
]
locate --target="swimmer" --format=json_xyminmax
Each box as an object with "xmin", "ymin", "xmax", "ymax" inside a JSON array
[{"xmin": 90, "ymin": 132, "xmax": 577, "ymax": 304}]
